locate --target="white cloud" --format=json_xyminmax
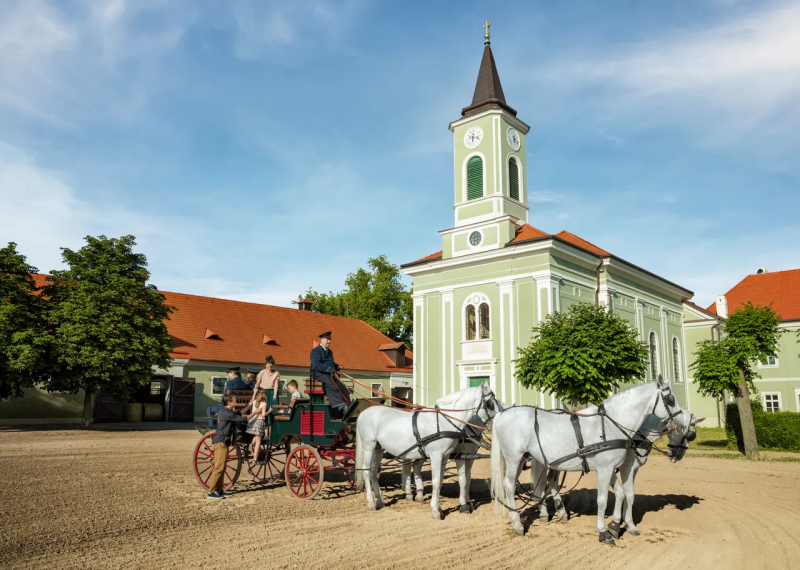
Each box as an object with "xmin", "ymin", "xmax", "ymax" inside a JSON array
[
  {"xmin": 540, "ymin": 1, "xmax": 800, "ymax": 140},
  {"xmin": 528, "ymin": 190, "xmax": 564, "ymax": 203}
]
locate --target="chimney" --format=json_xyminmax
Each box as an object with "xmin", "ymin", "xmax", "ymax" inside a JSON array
[
  {"xmin": 715, "ymin": 295, "xmax": 728, "ymax": 319},
  {"xmin": 297, "ymin": 299, "xmax": 313, "ymax": 311},
  {"xmin": 756, "ymin": 267, "xmax": 768, "ymax": 275}
]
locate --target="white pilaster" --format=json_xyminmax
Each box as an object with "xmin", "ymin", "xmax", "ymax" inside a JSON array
[
  {"xmin": 442, "ymin": 289, "xmax": 454, "ymax": 394},
  {"xmin": 413, "ymin": 294, "xmax": 424, "ymax": 405}
]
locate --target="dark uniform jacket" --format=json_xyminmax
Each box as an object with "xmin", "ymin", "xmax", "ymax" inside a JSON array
[
  {"xmin": 224, "ymin": 376, "xmax": 254, "ymax": 394},
  {"xmin": 310, "ymin": 345, "xmax": 339, "ymax": 376},
  {"xmin": 211, "ymin": 407, "xmax": 249, "ymax": 445}
]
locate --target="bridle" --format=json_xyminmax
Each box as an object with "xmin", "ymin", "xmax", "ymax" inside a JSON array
[{"xmin": 653, "ymin": 385, "xmax": 696, "ymax": 458}]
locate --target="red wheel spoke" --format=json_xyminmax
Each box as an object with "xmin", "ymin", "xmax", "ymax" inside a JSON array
[{"xmin": 197, "ymin": 464, "xmax": 213, "ymax": 477}]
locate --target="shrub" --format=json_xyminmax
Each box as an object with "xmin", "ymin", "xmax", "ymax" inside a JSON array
[{"xmin": 726, "ymin": 401, "xmax": 800, "ymax": 453}]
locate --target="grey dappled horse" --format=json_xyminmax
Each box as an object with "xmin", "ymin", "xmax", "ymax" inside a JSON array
[
  {"xmin": 355, "ymin": 384, "xmax": 500, "ymax": 519},
  {"xmin": 491, "ymin": 377, "xmax": 685, "ymax": 543}
]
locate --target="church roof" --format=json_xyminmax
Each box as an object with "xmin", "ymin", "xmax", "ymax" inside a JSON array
[
  {"xmin": 705, "ymin": 268, "xmax": 800, "ymax": 321},
  {"xmin": 29, "ymin": 274, "xmax": 413, "ymax": 373},
  {"xmin": 461, "ymin": 44, "xmax": 517, "ymax": 118},
  {"xmin": 401, "ymin": 224, "xmax": 693, "ymax": 295}
]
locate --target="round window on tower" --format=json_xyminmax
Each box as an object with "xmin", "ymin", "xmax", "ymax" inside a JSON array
[{"xmin": 469, "ymin": 231, "xmax": 482, "ymax": 247}]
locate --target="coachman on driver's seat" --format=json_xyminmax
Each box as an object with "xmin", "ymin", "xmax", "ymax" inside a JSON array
[{"xmin": 310, "ymin": 331, "xmax": 351, "ymax": 418}]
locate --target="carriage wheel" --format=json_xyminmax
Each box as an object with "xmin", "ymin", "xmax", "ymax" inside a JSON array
[
  {"xmin": 286, "ymin": 445, "xmax": 324, "ymax": 499},
  {"xmin": 193, "ymin": 432, "xmax": 242, "ymax": 491},
  {"xmin": 247, "ymin": 443, "xmax": 288, "ymax": 484}
]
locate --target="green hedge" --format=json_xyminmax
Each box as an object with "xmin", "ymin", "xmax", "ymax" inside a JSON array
[{"xmin": 726, "ymin": 401, "xmax": 800, "ymax": 453}]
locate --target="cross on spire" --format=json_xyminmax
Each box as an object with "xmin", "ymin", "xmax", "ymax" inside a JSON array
[{"xmin": 483, "ymin": 20, "xmax": 491, "ymax": 45}]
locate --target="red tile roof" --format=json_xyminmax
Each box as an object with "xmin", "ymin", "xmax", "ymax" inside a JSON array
[
  {"xmin": 29, "ymin": 274, "xmax": 412, "ymax": 373},
  {"xmin": 509, "ymin": 224, "xmax": 550, "ymax": 243},
  {"xmin": 706, "ymin": 268, "xmax": 800, "ymax": 321},
  {"xmin": 553, "ymin": 230, "xmax": 610, "ymax": 256},
  {"xmin": 684, "ymin": 300, "xmax": 719, "ymax": 319}
]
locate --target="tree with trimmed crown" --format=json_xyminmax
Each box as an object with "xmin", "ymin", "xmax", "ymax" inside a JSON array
[
  {"xmin": 515, "ymin": 303, "xmax": 648, "ymax": 408},
  {"xmin": 0, "ymin": 243, "xmax": 52, "ymax": 400},
  {"xmin": 297, "ymin": 255, "xmax": 413, "ymax": 347},
  {"xmin": 43, "ymin": 235, "xmax": 175, "ymax": 428},
  {"xmin": 691, "ymin": 302, "xmax": 783, "ymax": 459}
]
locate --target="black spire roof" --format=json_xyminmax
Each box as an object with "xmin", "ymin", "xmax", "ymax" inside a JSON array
[{"xmin": 461, "ymin": 44, "xmax": 517, "ymax": 117}]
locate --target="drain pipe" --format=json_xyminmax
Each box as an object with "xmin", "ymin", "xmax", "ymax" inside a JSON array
[{"xmin": 594, "ymin": 257, "xmax": 604, "ymax": 306}]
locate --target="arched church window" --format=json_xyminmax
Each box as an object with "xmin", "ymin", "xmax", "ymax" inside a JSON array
[
  {"xmin": 466, "ymin": 305, "xmax": 477, "ymax": 341},
  {"xmin": 672, "ymin": 337, "xmax": 681, "ymax": 383},
  {"xmin": 508, "ymin": 156, "xmax": 519, "ymax": 201},
  {"xmin": 479, "ymin": 303, "xmax": 490, "ymax": 339},
  {"xmin": 649, "ymin": 331, "xmax": 659, "ymax": 380},
  {"xmin": 466, "ymin": 156, "xmax": 483, "ymax": 200}
]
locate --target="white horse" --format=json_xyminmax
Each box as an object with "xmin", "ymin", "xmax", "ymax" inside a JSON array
[
  {"xmin": 531, "ymin": 408, "xmax": 704, "ymax": 537},
  {"xmin": 490, "ymin": 378, "xmax": 684, "ymax": 543},
  {"xmin": 355, "ymin": 384, "xmax": 500, "ymax": 519}
]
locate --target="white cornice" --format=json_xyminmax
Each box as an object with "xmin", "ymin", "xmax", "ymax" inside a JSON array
[
  {"xmin": 448, "ymin": 108, "xmax": 531, "ymax": 134},
  {"xmin": 602, "ymin": 258, "xmax": 691, "ymax": 302}
]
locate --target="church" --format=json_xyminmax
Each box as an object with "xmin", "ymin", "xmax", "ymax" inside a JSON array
[{"xmin": 402, "ymin": 28, "xmax": 705, "ymax": 416}]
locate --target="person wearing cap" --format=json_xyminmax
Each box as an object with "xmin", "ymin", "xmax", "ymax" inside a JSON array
[
  {"xmin": 223, "ymin": 366, "xmax": 250, "ymax": 395},
  {"xmin": 310, "ymin": 331, "xmax": 351, "ymax": 418},
  {"xmin": 245, "ymin": 368, "xmax": 259, "ymax": 390}
]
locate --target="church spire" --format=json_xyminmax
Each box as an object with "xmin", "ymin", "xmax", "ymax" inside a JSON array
[{"xmin": 461, "ymin": 23, "xmax": 517, "ymax": 118}]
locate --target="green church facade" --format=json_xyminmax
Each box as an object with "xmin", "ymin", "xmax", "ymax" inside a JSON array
[{"xmin": 403, "ymin": 34, "xmax": 696, "ymax": 415}]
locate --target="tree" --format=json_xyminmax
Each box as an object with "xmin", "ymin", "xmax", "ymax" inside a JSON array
[
  {"xmin": 0, "ymin": 243, "xmax": 52, "ymax": 399},
  {"xmin": 297, "ymin": 255, "xmax": 413, "ymax": 347},
  {"xmin": 515, "ymin": 303, "xmax": 648, "ymax": 407},
  {"xmin": 43, "ymin": 235, "xmax": 175, "ymax": 428},
  {"xmin": 690, "ymin": 302, "xmax": 782, "ymax": 459}
]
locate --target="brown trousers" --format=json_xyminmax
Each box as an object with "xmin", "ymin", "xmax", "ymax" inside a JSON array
[{"xmin": 207, "ymin": 442, "xmax": 229, "ymax": 492}]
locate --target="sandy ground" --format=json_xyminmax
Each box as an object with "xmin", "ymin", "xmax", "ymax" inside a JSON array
[{"xmin": 1, "ymin": 427, "xmax": 799, "ymax": 570}]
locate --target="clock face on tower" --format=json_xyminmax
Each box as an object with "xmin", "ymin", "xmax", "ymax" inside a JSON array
[
  {"xmin": 507, "ymin": 127, "xmax": 521, "ymax": 151},
  {"xmin": 463, "ymin": 127, "xmax": 483, "ymax": 149},
  {"xmin": 469, "ymin": 231, "xmax": 482, "ymax": 246}
]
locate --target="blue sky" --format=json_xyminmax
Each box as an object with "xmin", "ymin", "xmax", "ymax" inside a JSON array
[{"xmin": 1, "ymin": 0, "xmax": 798, "ymax": 309}]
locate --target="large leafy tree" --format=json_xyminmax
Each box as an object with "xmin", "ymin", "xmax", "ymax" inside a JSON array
[
  {"xmin": 44, "ymin": 235, "xmax": 175, "ymax": 428},
  {"xmin": 0, "ymin": 243, "xmax": 52, "ymax": 399},
  {"xmin": 297, "ymin": 255, "xmax": 413, "ymax": 347},
  {"xmin": 691, "ymin": 302, "xmax": 783, "ymax": 459},
  {"xmin": 515, "ymin": 303, "xmax": 648, "ymax": 407}
]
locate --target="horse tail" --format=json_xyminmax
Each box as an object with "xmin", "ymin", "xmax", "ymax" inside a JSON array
[
  {"xmin": 354, "ymin": 423, "xmax": 365, "ymax": 492},
  {"xmin": 490, "ymin": 427, "xmax": 507, "ymax": 515}
]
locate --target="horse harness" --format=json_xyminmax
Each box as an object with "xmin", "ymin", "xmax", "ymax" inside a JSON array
[{"xmin": 404, "ymin": 389, "xmax": 496, "ymax": 460}]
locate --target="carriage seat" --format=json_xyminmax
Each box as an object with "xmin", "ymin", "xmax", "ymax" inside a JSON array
[{"xmin": 304, "ymin": 379, "xmax": 325, "ymax": 395}]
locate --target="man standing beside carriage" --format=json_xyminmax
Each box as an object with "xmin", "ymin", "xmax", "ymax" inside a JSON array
[{"xmin": 310, "ymin": 331, "xmax": 351, "ymax": 418}]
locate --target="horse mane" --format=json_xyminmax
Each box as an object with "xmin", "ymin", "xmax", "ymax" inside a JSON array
[
  {"xmin": 435, "ymin": 386, "xmax": 477, "ymax": 409},
  {"xmin": 581, "ymin": 382, "xmax": 656, "ymax": 414}
]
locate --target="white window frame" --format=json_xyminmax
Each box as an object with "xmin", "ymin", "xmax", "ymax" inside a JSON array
[
  {"xmin": 211, "ymin": 376, "xmax": 227, "ymax": 396},
  {"xmin": 762, "ymin": 392, "xmax": 782, "ymax": 413},
  {"xmin": 505, "ymin": 153, "xmax": 524, "ymax": 204},
  {"xmin": 462, "ymin": 293, "xmax": 492, "ymax": 341},
  {"xmin": 370, "ymin": 382, "xmax": 383, "ymax": 396},
  {"xmin": 794, "ymin": 388, "xmax": 800, "ymax": 413},
  {"xmin": 462, "ymin": 151, "xmax": 487, "ymax": 202},
  {"xmin": 671, "ymin": 335, "xmax": 683, "ymax": 383},
  {"xmin": 648, "ymin": 330, "xmax": 660, "ymax": 381},
  {"xmin": 758, "ymin": 355, "xmax": 778, "ymax": 368}
]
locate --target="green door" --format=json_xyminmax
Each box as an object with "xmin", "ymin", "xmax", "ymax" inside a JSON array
[{"xmin": 469, "ymin": 376, "xmax": 490, "ymax": 388}]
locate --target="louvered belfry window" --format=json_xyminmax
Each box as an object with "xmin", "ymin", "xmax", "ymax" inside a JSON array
[
  {"xmin": 466, "ymin": 156, "xmax": 483, "ymax": 200},
  {"xmin": 508, "ymin": 157, "xmax": 519, "ymax": 201}
]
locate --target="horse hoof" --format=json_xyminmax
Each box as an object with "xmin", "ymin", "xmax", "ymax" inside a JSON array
[
  {"xmin": 598, "ymin": 531, "xmax": 615, "ymax": 545},
  {"xmin": 405, "ymin": 494, "xmax": 414, "ymax": 501},
  {"xmin": 459, "ymin": 503, "xmax": 472, "ymax": 514},
  {"xmin": 628, "ymin": 528, "xmax": 640, "ymax": 537},
  {"xmin": 607, "ymin": 521, "xmax": 620, "ymax": 539},
  {"xmin": 539, "ymin": 515, "xmax": 549, "ymax": 524},
  {"xmin": 512, "ymin": 524, "xmax": 525, "ymax": 536},
  {"xmin": 415, "ymin": 493, "xmax": 424, "ymax": 502},
  {"xmin": 431, "ymin": 510, "xmax": 443, "ymax": 520},
  {"xmin": 558, "ymin": 511, "xmax": 569, "ymax": 522},
  {"xmin": 368, "ymin": 503, "xmax": 377, "ymax": 511}
]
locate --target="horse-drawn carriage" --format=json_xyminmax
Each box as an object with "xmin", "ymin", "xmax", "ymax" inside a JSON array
[{"xmin": 192, "ymin": 379, "xmax": 364, "ymax": 499}]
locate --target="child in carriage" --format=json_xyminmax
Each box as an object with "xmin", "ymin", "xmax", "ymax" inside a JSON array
[{"xmin": 246, "ymin": 390, "xmax": 273, "ymax": 463}]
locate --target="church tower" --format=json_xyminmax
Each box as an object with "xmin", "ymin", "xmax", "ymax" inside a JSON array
[{"xmin": 442, "ymin": 24, "xmax": 531, "ymax": 259}]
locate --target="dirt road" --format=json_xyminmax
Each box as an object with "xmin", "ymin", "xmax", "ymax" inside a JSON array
[{"xmin": 1, "ymin": 428, "xmax": 798, "ymax": 569}]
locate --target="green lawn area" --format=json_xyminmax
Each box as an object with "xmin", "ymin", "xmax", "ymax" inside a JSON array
[{"xmin": 691, "ymin": 427, "xmax": 728, "ymax": 450}]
